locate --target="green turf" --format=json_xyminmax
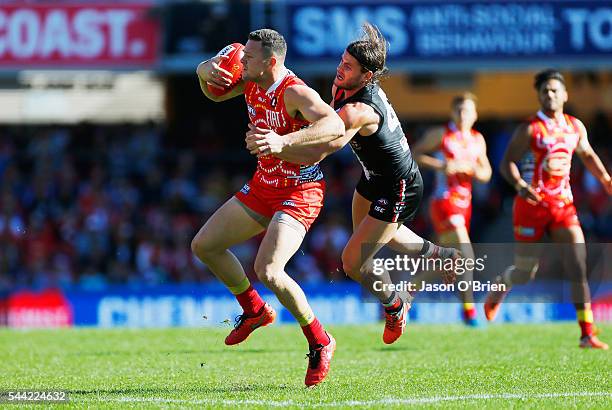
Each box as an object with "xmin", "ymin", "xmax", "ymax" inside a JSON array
[{"xmin": 0, "ymin": 323, "xmax": 610, "ymax": 409}]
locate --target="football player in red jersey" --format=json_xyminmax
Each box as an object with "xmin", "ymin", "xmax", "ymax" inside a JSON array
[
  {"xmin": 485, "ymin": 69, "xmax": 612, "ymax": 349},
  {"xmin": 194, "ymin": 29, "xmax": 344, "ymax": 385},
  {"xmin": 413, "ymin": 93, "xmax": 492, "ymax": 326},
  {"xmin": 249, "ymin": 23, "xmax": 460, "ymax": 345}
]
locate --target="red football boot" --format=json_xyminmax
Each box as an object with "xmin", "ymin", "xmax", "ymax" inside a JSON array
[
  {"xmin": 579, "ymin": 335, "xmax": 609, "ymax": 350},
  {"xmin": 484, "ymin": 278, "xmax": 510, "ymax": 322},
  {"xmin": 383, "ymin": 301, "xmax": 410, "ymax": 344},
  {"xmin": 305, "ymin": 333, "xmax": 336, "ymax": 387},
  {"xmin": 225, "ymin": 303, "xmax": 276, "ymax": 345}
]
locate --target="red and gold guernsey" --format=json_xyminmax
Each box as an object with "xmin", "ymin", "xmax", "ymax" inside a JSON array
[
  {"xmin": 520, "ymin": 111, "xmax": 580, "ymax": 207},
  {"xmin": 244, "ymin": 69, "xmax": 323, "ymax": 188},
  {"xmin": 432, "ymin": 122, "xmax": 484, "ymax": 208}
]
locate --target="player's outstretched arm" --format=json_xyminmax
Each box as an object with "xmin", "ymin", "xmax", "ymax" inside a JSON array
[
  {"xmin": 196, "ymin": 56, "xmax": 245, "ymax": 102},
  {"xmin": 473, "ymin": 134, "xmax": 493, "ymax": 183},
  {"xmin": 501, "ymin": 123, "xmax": 542, "ymax": 203},
  {"xmin": 575, "ymin": 120, "xmax": 612, "ymax": 195},
  {"xmin": 413, "ymin": 127, "xmax": 445, "ymax": 171}
]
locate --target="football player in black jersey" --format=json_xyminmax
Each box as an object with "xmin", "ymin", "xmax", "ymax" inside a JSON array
[{"xmin": 246, "ymin": 23, "xmax": 458, "ymax": 344}]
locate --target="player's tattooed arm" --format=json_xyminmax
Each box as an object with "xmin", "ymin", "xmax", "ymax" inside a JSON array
[
  {"xmin": 501, "ymin": 123, "xmax": 542, "ymax": 204},
  {"xmin": 196, "ymin": 56, "xmax": 245, "ymax": 102},
  {"xmin": 575, "ymin": 119, "xmax": 612, "ymax": 195},
  {"xmin": 472, "ymin": 134, "xmax": 493, "ymax": 183}
]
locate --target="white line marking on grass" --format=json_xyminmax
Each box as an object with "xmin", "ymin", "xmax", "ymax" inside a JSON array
[{"xmin": 76, "ymin": 392, "xmax": 612, "ymax": 407}]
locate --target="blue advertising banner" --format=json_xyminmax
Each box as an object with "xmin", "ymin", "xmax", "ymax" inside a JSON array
[
  {"xmin": 65, "ymin": 283, "xmax": 381, "ymax": 328},
  {"xmin": 3, "ymin": 282, "xmax": 612, "ymax": 327},
  {"xmin": 277, "ymin": 0, "xmax": 612, "ymax": 72}
]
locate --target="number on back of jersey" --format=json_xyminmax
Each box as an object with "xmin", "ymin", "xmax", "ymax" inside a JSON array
[{"xmin": 377, "ymin": 88, "xmax": 401, "ymax": 133}]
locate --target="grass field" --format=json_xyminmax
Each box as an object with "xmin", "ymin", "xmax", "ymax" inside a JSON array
[{"xmin": 1, "ymin": 323, "xmax": 611, "ymax": 408}]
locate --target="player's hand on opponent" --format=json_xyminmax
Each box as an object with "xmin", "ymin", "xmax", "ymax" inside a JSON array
[
  {"xmin": 516, "ymin": 181, "xmax": 542, "ymax": 205},
  {"xmin": 445, "ymin": 159, "xmax": 474, "ymax": 177},
  {"xmin": 245, "ymin": 123, "xmax": 285, "ymax": 156},
  {"xmin": 196, "ymin": 55, "xmax": 233, "ymax": 89}
]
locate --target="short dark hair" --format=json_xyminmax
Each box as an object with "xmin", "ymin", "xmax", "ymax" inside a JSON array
[
  {"xmin": 534, "ymin": 69, "xmax": 565, "ymax": 91},
  {"xmin": 451, "ymin": 92, "xmax": 477, "ymax": 110},
  {"xmin": 248, "ymin": 29, "xmax": 287, "ymax": 59},
  {"xmin": 346, "ymin": 22, "xmax": 388, "ymax": 83}
]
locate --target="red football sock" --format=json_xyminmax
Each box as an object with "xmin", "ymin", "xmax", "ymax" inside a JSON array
[
  {"xmin": 579, "ymin": 321, "xmax": 593, "ymax": 338},
  {"xmin": 577, "ymin": 308, "xmax": 594, "ymax": 338},
  {"xmin": 235, "ymin": 285, "xmax": 265, "ymax": 316},
  {"xmin": 463, "ymin": 306, "xmax": 477, "ymax": 320},
  {"xmin": 301, "ymin": 317, "xmax": 329, "ymax": 347}
]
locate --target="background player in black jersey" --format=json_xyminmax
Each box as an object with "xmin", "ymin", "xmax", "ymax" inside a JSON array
[{"xmin": 247, "ymin": 23, "xmax": 458, "ymax": 344}]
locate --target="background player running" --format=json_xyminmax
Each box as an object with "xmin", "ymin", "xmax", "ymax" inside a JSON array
[
  {"xmin": 247, "ymin": 23, "xmax": 458, "ymax": 345},
  {"xmin": 484, "ymin": 69, "xmax": 612, "ymax": 349},
  {"xmin": 194, "ymin": 29, "xmax": 344, "ymax": 385},
  {"xmin": 413, "ymin": 93, "xmax": 492, "ymax": 326}
]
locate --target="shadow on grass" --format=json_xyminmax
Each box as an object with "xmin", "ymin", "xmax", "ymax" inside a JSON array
[
  {"xmin": 374, "ymin": 345, "xmax": 418, "ymax": 352},
  {"xmin": 69, "ymin": 383, "xmax": 291, "ymax": 396},
  {"xmin": 68, "ymin": 347, "xmax": 297, "ymax": 358}
]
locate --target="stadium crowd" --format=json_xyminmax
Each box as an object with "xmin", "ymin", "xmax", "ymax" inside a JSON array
[{"xmin": 0, "ymin": 117, "xmax": 610, "ymax": 291}]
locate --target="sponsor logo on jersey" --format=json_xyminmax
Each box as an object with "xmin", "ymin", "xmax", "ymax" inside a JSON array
[
  {"xmin": 240, "ymin": 184, "xmax": 250, "ymax": 195},
  {"xmin": 393, "ymin": 201, "xmax": 406, "ymax": 213},
  {"xmin": 282, "ymin": 200, "xmax": 296, "ymax": 207},
  {"xmin": 374, "ymin": 205, "xmax": 386, "ymax": 213},
  {"xmin": 266, "ymin": 110, "xmax": 283, "ymax": 129},
  {"xmin": 377, "ymin": 198, "xmax": 389, "ymax": 206},
  {"xmin": 247, "ymin": 104, "xmax": 256, "ymax": 117}
]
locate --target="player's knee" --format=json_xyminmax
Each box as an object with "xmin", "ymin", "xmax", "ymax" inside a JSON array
[
  {"xmin": 510, "ymin": 269, "xmax": 531, "ymax": 284},
  {"xmin": 341, "ymin": 251, "xmax": 361, "ymax": 282},
  {"xmin": 512, "ymin": 264, "xmax": 539, "ymax": 285},
  {"xmin": 254, "ymin": 264, "xmax": 281, "ymax": 288},
  {"xmin": 191, "ymin": 230, "xmax": 222, "ymax": 261}
]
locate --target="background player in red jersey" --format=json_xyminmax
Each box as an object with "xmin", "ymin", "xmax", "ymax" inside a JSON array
[
  {"xmin": 485, "ymin": 69, "xmax": 612, "ymax": 349},
  {"xmin": 413, "ymin": 93, "xmax": 492, "ymax": 326},
  {"xmin": 249, "ymin": 23, "xmax": 459, "ymax": 345},
  {"xmin": 193, "ymin": 29, "xmax": 344, "ymax": 385}
]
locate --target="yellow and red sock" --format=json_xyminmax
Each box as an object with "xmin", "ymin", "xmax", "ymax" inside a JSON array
[
  {"xmin": 463, "ymin": 303, "xmax": 477, "ymax": 320},
  {"xmin": 230, "ymin": 277, "xmax": 264, "ymax": 316},
  {"xmin": 577, "ymin": 308, "xmax": 594, "ymax": 338}
]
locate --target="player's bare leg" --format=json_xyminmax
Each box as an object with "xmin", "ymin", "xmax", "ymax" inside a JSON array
[
  {"xmin": 254, "ymin": 211, "xmax": 335, "ymax": 385},
  {"xmin": 439, "ymin": 228, "xmax": 478, "ymax": 326},
  {"xmin": 484, "ymin": 242, "xmax": 540, "ymax": 322},
  {"xmin": 191, "ymin": 197, "xmax": 275, "ymax": 345},
  {"xmin": 551, "ymin": 226, "xmax": 608, "ymax": 349},
  {"xmin": 343, "ymin": 191, "xmax": 409, "ymax": 344}
]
